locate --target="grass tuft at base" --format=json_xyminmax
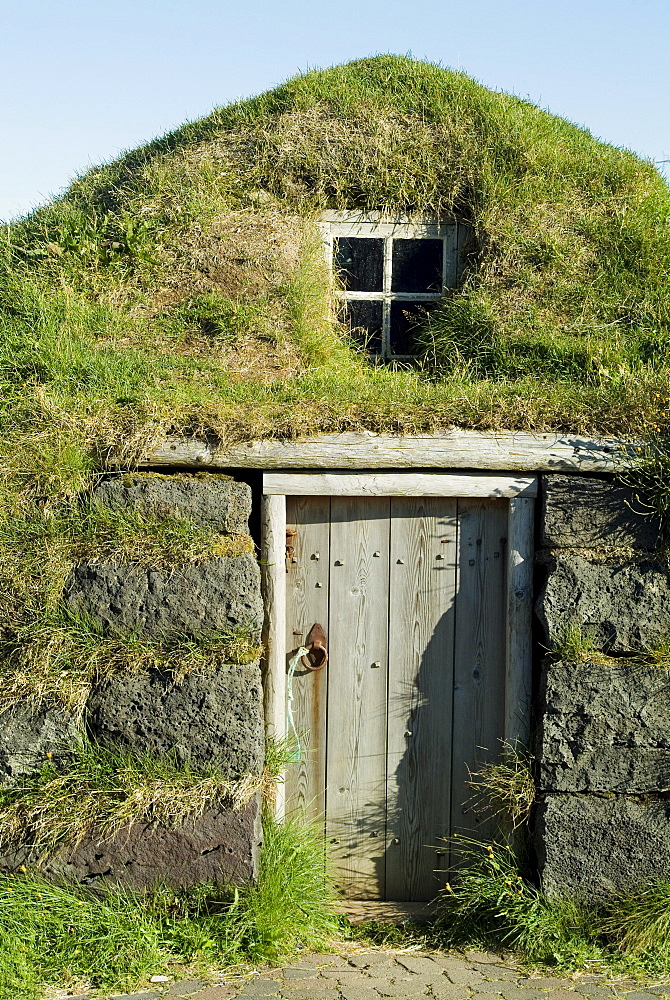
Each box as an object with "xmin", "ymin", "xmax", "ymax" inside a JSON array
[{"xmin": 0, "ymin": 813, "xmax": 340, "ymax": 1000}]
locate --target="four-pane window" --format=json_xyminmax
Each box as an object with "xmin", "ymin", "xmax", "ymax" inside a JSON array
[{"xmin": 321, "ymin": 213, "xmax": 466, "ymax": 360}]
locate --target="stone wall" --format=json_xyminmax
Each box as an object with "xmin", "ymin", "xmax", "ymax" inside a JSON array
[
  {"xmin": 0, "ymin": 472, "xmax": 264, "ymax": 888},
  {"xmin": 534, "ymin": 474, "xmax": 670, "ymax": 901}
]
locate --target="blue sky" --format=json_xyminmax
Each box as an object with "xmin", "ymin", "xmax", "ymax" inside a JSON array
[{"xmin": 1, "ymin": 0, "xmax": 668, "ymax": 223}]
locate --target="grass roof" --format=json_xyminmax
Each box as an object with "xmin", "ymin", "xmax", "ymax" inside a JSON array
[
  {"xmin": 1, "ymin": 56, "xmax": 669, "ymax": 707},
  {"xmin": 3, "ymin": 54, "xmax": 670, "ymax": 469}
]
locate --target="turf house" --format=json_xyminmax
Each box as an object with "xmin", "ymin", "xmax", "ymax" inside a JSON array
[{"xmin": 1, "ymin": 56, "xmax": 670, "ymax": 909}]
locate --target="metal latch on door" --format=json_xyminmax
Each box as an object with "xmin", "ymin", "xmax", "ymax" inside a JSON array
[{"xmin": 300, "ymin": 622, "xmax": 328, "ymax": 671}]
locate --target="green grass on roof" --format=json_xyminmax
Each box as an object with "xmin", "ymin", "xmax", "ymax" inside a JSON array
[{"xmin": 3, "ymin": 55, "xmax": 670, "ymax": 457}]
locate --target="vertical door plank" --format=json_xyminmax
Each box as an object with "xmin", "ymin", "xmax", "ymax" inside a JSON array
[
  {"xmin": 327, "ymin": 497, "xmax": 390, "ymax": 899},
  {"xmin": 451, "ymin": 499, "xmax": 508, "ymax": 857},
  {"xmin": 386, "ymin": 498, "xmax": 458, "ymax": 901},
  {"xmin": 285, "ymin": 496, "xmax": 331, "ymax": 820}
]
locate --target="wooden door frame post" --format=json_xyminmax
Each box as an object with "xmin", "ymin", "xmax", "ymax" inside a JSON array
[
  {"xmin": 506, "ymin": 495, "xmax": 535, "ymax": 748},
  {"xmin": 261, "ymin": 493, "xmax": 287, "ymax": 818}
]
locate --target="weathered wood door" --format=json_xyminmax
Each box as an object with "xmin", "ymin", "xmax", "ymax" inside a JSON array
[{"xmin": 284, "ymin": 494, "xmax": 509, "ymax": 902}]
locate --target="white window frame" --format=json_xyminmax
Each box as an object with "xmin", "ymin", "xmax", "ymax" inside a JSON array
[{"xmin": 320, "ymin": 211, "xmax": 463, "ymax": 361}]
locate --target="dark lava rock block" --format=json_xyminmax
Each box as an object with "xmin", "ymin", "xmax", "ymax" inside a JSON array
[
  {"xmin": 536, "ymin": 793, "xmax": 670, "ymax": 901},
  {"xmin": 0, "ymin": 704, "xmax": 81, "ymax": 784},
  {"xmin": 87, "ymin": 661, "xmax": 264, "ymax": 779},
  {"xmin": 64, "ymin": 553, "xmax": 263, "ymax": 641},
  {"xmin": 94, "ymin": 473, "xmax": 252, "ymax": 534},
  {"xmin": 536, "ymin": 551, "xmax": 670, "ymax": 654},
  {"xmin": 540, "ymin": 474, "xmax": 661, "ymax": 550},
  {"xmin": 537, "ymin": 658, "xmax": 670, "ymax": 793},
  {"xmin": 36, "ymin": 798, "xmax": 261, "ymax": 888}
]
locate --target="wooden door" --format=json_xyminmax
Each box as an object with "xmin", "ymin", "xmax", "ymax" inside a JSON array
[{"xmin": 285, "ymin": 495, "xmax": 509, "ymax": 902}]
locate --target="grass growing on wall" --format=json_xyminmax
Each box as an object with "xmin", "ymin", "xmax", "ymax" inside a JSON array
[
  {"xmin": 0, "ymin": 740, "xmax": 266, "ymax": 860},
  {"xmin": 466, "ymin": 741, "xmax": 536, "ymax": 831},
  {"xmin": 0, "ymin": 815, "xmax": 340, "ymax": 1000},
  {"xmin": 0, "ymin": 610, "xmax": 262, "ymax": 714},
  {"xmin": 0, "ymin": 473, "xmax": 260, "ymax": 712},
  {"xmin": 0, "ymin": 734, "xmax": 298, "ymax": 863}
]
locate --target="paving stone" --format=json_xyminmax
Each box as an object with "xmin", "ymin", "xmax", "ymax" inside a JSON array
[
  {"xmin": 372, "ymin": 983, "xmax": 419, "ymax": 996},
  {"xmin": 238, "ymin": 981, "xmax": 283, "ymax": 996},
  {"xmin": 499, "ymin": 992, "xmax": 550, "ymax": 1000},
  {"xmin": 432, "ymin": 957, "xmax": 475, "ymax": 971},
  {"xmin": 108, "ymin": 993, "xmax": 161, "ymax": 1000},
  {"xmin": 572, "ymin": 990, "xmax": 616, "ymax": 997},
  {"xmin": 348, "ymin": 954, "xmax": 396, "ymax": 969},
  {"xmin": 429, "ymin": 988, "xmax": 474, "ymax": 1000},
  {"xmin": 168, "ymin": 982, "xmax": 211, "ymax": 996},
  {"xmin": 643, "ymin": 990, "xmax": 670, "ymax": 997},
  {"xmin": 387, "ymin": 973, "xmax": 430, "ymax": 985},
  {"xmin": 474, "ymin": 993, "xmax": 511, "ymax": 1000},
  {"xmin": 240, "ymin": 995, "xmax": 281, "ymax": 1000},
  {"xmin": 396, "ymin": 956, "xmax": 443, "ymax": 976},
  {"xmin": 282, "ymin": 969, "xmax": 321, "ymax": 980},
  {"xmin": 523, "ymin": 981, "xmax": 575, "ymax": 991},
  {"xmin": 190, "ymin": 988, "xmax": 237, "ymax": 1000},
  {"xmin": 338, "ymin": 989, "xmax": 389, "ymax": 1000},
  {"xmin": 241, "ymin": 994, "xmax": 283, "ymax": 1000},
  {"xmin": 622, "ymin": 994, "xmax": 661, "ymax": 1000},
  {"xmin": 447, "ymin": 973, "xmax": 487, "ymax": 987},
  {"xmin": 314, "ymin": 955, "xmax": 355, "ymax": 972},
  {"xmin": 378, "ymin": 992, "xmax": 428, "ymax": 1000},
  {"xmin": 466, "ymin": 953, "xmax": 506, "ymax": 965},
  {"xmin": 319, "ymin": 970, "xmax": 370, "ymax": 984},
  {"xmin": 412, "ymin": 977, "xmax": 452, "ymax": 990},
  {"xmin": 241, "ymin": 979, "xmax": 283, "ymax": 988},
  {"xmin": 299, "ymin": 955, "xmax": 349, "ymax": 968},
  {"xmin": 544, "ymin": 992, "xmax": 580, "ymax": 1000},
  {"xmin": 389, "ymin": 969, "xmax": 436, "ymax": 990},
  {"xmin": 362, "ymin": 978, "xmax": 410, "ymax": 991},
  {"xmin": 476, "ymin": 982, "xmax": 526, "ymax": 992},
  {"xmin": 476, "ymin": 969, "xmax": 525, "ymax": 981},
  {"xmin": 279, "ymin": 989, "xmax": 340, "ymax": 1000}
]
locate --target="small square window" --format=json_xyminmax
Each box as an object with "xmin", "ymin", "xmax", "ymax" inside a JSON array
[{"xmin": 322, "ymin": 213, "xmax": 465, "ymax": 362}]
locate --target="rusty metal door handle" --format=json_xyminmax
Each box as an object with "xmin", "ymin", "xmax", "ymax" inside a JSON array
[{"xmin": 301, "ymin": 622, "xmax": 328, "ymax": 671}]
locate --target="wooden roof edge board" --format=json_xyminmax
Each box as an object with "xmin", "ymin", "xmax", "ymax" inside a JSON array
[
  {"xmin": 141, "ymin": 430, "xmax": 633, "ymax": 472},
  {"xmin": 262, "ymin": 472, "xmax": 538, "ymax": 498}
]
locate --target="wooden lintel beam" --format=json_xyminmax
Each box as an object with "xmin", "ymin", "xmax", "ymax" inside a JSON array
[
  {"xmin": 262, "ymin": 471, "xmax": 538, "ymax": 498},
  {"xmin": 141, "ymin": 430, "xmax": 631, "ymax": 473}
]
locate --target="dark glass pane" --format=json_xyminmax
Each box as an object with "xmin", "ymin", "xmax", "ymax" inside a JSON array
[
  {"xmin": 391, "ymin": 239, "xmax": 443, "ymax": 293},
  {"xmin": 389, "ymin": 301, "xmax": 430, "ymax": 356},
  {"xmin": 334, "ymin": 237, "xmax": 384, "ymax": 291},
  {"xmin": 344, "ymin": 299, "xmax": 383, "ymax": 355}
]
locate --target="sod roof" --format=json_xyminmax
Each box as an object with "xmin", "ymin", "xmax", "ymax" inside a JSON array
[{"xmin": 2, "ymin": 54, "xmax": 670, "ymax": 487}]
